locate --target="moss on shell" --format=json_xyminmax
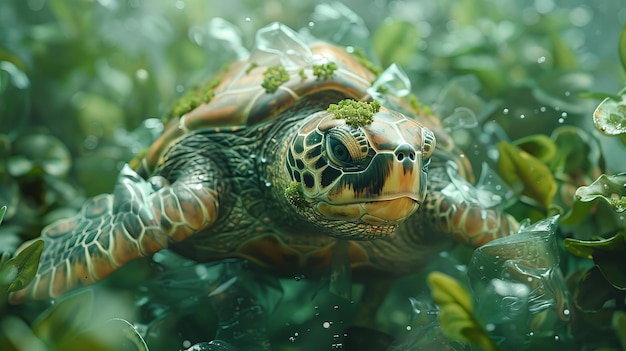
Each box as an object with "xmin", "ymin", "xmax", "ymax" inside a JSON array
[
  {"xmin": 262, "ymin": 65, "xmax": 290, "ymax": 93},
  {"xmin": 245, "ymin": 62, "xmax": 259, "ymax": 74},
  {"xmin": 298, "ymin": 69, "xmax": 308, "ymax": 80},
  {"xmin": 168, "ymin": 64, "xmax": 228, "ymax": 119},
  {"xmin": 312, "ymin": 62, "xmax": 338, "ymax": 79},
  {"xmin": 327, "ymin": 99, "xmax": 380, "ymax": 128}
]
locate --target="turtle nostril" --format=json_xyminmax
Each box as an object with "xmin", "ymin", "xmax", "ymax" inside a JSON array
[{"xmin": 394, "ymin": 144, "xmax": 416, "ymax": 162}]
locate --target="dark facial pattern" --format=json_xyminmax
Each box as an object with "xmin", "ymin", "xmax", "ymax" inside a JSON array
[{"xmin": 286, "ymin": 107, "xmax": 436, "ymax": 219}]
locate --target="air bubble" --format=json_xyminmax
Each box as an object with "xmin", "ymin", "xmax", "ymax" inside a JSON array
[
  {"xmin": 245, "ymin": 17, "xmax": 251, "ymax": 22},
  {"xmin": 537, "ymin": 56, "xmax": 546, "ymax": 64},
  {"xmin": 503, "ymin": 108, "xmax": 509, "ymax": 114},
  {"xmin": 323, "ymin": 321, "xmax": 332, "ymax": 329}
]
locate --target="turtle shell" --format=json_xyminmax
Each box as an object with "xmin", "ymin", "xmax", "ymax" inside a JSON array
[
  {"xmin": 138, "ymin": 22, "xmax": 466, "ymax": 179},
  {"xmin": 139, "ymin": 41, "xmax": 381, "ymax": 174}
]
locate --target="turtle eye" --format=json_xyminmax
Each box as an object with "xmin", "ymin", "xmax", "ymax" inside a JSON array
[
  {"xmin": 327, "ymin": 134, "xmax": 353, "ymax": 166},
  {"xmin": 325, "ymin": 128, "xmax": 369, "ymax": 168}
]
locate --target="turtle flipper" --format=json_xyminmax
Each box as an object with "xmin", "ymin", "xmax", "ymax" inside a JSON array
[
  {"xmin": 414, "ymin": 167, "xmax": 519, "ymax": 248},
  {"xmin": 10, "ymin": 164, "xmax": 218, "ymax": 302}
]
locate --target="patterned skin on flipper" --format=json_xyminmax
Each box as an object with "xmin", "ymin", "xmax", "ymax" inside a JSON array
[{"xmin": 10, "ymin": 161, "xmax": 219, "ymax": 302}]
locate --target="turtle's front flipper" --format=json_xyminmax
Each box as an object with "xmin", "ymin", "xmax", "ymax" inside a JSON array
[
  {"xmin": 414, "ymin": 167, "xmax": 519, "ymax": 248},
  {"xmin": 10, "ymin": 164, "xmax": 218, "ymax": 302}
]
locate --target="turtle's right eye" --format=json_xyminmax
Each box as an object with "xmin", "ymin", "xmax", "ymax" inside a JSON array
[
  {"xmin": 325, "ymin": 128, "xmax": 368, "ymax": 168},
  {"xmin": 327, "ymin": 135, "xmax": 352, "ymax": 166}
]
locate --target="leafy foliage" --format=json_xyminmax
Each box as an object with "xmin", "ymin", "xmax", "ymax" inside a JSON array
[{"xmin": 427, "ymin": 271, "xmax": 499, "ymax": 351}]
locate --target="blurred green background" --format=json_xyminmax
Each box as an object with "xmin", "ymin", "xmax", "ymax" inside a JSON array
[{"xmin": 2, "ymin": 0, "xmax": 626, "ymax": 350}]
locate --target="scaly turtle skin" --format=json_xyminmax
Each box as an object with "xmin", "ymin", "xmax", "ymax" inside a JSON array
[{"xmin": 11, "ymin": 23, "xmax": 517, "ymax": 302}]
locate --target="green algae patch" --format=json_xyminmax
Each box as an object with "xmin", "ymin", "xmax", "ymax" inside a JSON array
[
  {"xmin": 284, "ymin": 181, "xmax": 308, "ymax": 210},
  {"xmin": 245, "ymin": 62, "xmax": 259, "ymax": 74},
  {"xmin": 328, "ymin": 99, "xmax": 380, "ymax": 128},
  {"xmin": 298, "ymin": 69, "xmax": 307, "ymax": 80},
  {"xmin": 262, "ymin": 65, "xmax": 290, "ymax": 93},
  {"xmin": 312, "ymin": 61, "xmax": 338, "ymax": 79},
  {"xmin": 169, "ymin": 73, "xmax": 223, "ymax": 119}
]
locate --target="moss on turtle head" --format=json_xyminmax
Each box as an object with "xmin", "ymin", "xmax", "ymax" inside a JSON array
[
  {"xmin": 312, "ymin": 62, "xmax": 338, "ymax": 79},
  {"xmin": 261, "ymin": 65, "xmax": 290, "ymax": 93},
  {"xmin": 327, "ymin": 99, "xmax": 381, "ymax": 128},
  {"xmin": 284, "ymin": 181, "xmax": 309, "ymax": 210}
]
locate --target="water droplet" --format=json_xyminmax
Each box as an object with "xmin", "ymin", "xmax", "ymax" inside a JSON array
[
  {"xmin": 486, "ymin": 323, "xmax": 496, "ymax": 331},
  {"xmin": 558, "ymin": 118, "xmax": 565, "ymax": 123},
  {"xmin": 503, "ymin": 108, "xmax": 509, "ymax": 115},
  {"xmin": 245, "ymin": 17, "xmax": 251, "ymax": 22},
  {"xmin": 564, "ymin": 91, "xmax": 571, "ymax": 96},
  {"xmin": 182, "ymin": 340, "xmax": 191, "ymax": 348},
  {"xmin": 537, "ymin": 56, "xmax": 546, "ymax": 64},
  {"xmin": 563, "ymin": 309, "xmax": 570, "ymax": 316},
  {"xmin": 554, "ymin": 335, "xmax": 560, "ymax": 341},
  {"xmin": 175, "ymin": 84, "xmax": 184, "ymax": 93},
  {"xmin": 308, "ymin": 21, "xmax": 315, "ymax": 27},
  {"xmin": 406, "ymin": 325, "xmax": 412, "ymax": 331},
  {"xmin": 520, "ymin": 114, "xmax": 526, "ymax": 119},
  {"xmin": 323, "ymin": 321, "xmax": 332, "ymax": 329},
  {"xmin": 561, "ymin": 112, "xmax": 568, "ymax": 118},
  {"xmin": 539, "ymin": 106, "xmax": 546, "ymax": 112},
  {"xmin": 333, "ymin": 305, "xmax": 339, "ymax": 310}
]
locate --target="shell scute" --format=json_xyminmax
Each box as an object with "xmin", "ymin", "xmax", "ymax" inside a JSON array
[{"xmin": 139, "ymin": 41, "xmax": 381, "ymax": 174}]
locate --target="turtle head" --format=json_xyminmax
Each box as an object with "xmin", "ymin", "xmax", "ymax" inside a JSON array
[{"xmin": 283, "ymin": 103, "xmax": 436, "ymax": 239}]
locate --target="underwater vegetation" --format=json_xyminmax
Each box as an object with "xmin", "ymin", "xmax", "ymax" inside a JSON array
[{"xmin": 2, "ymin": 0, "xmax": 626, "ymax": 350}]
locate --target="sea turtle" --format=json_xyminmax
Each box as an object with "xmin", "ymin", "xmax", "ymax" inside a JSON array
[{"xmin": 10, "ymin": 23, "xmax": 518, "ymax": 303}]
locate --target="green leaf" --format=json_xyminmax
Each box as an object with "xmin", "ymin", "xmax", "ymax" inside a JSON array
[
  {"xmin": 498, "ymin": 141, "xmax": 557, "ymax": 208},
  {"xmin": 575, "ymin": 173, "xmax": 626, "ymax": 213},
  {"xmin": 573, "ymin": 266, "xmax": 618, "ymax": 312},
  {"xmin": 595, "ymin": 252, "xmax": 626, "ymax": 290},
  {"xmin": 619, "ymin": 23, "xmax": 626, "ymax": 74},
  {"xmin": 5, "ymin": 240, "xmax": 43, "ymax": 292},
  {"xmin": 565, "ymin": 233, "xmax": 626, "ymax": 290},
  {"xmin": 32, "ymin": 289, "xmax": 94, "ymax": 345},
  {"xmin": 564, "ymin": 232, "xmax": 626, "ymax": 259},
  {"xmin": 512, "ymin": 134, "xmax": 557, "ymax": 163},
  {"xmin": 427, "ymin": 272, "xmax": 499, "ymax": 351}
]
